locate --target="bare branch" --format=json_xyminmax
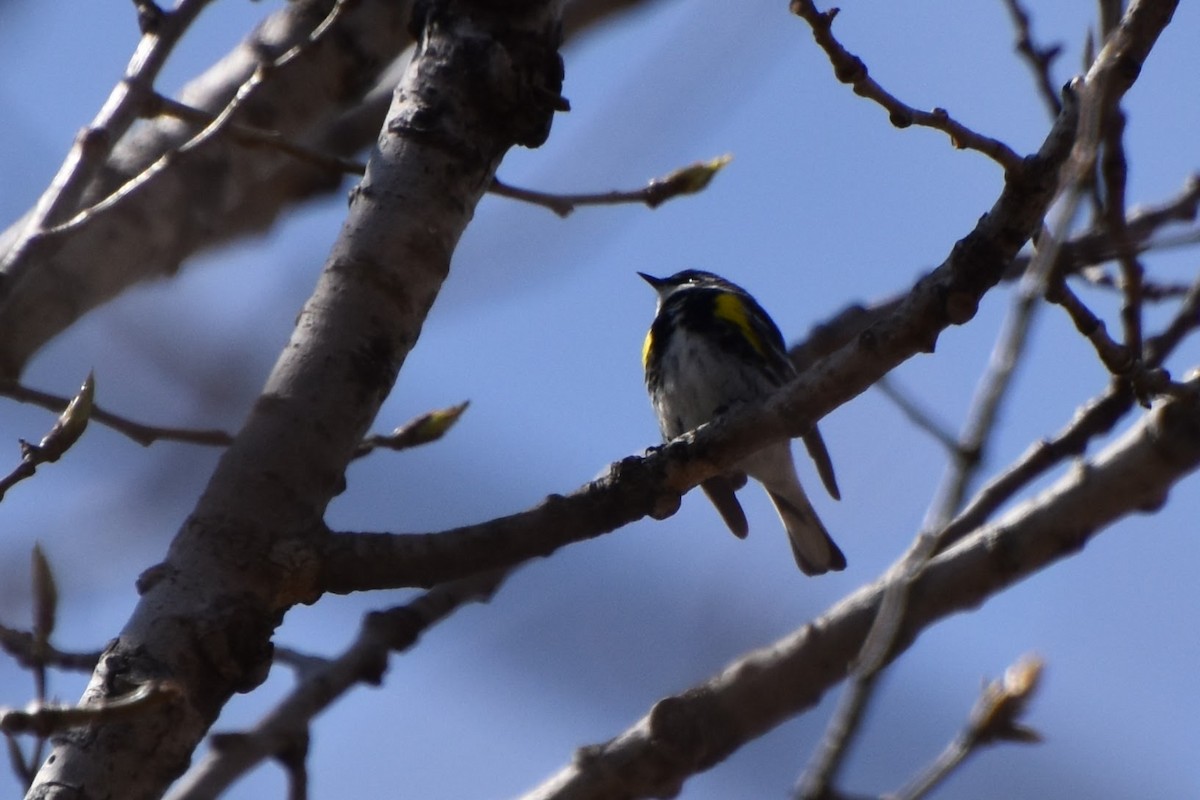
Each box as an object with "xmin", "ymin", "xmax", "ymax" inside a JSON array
[
  {"xmin": 164, "ymin": 569, "xmax": 509, "ymax": 800},
  {"xmin": 798, "ymin": 6, "xmax": 1178, "ymax": 789},
  {"xmin": 519, "ymin": 384, "xmax": 1200, "ymax": 800},
  {"xmin": 145, "ymin": 92, "xmax": 368, "ymax": 178},
  {"xmin": 875, "ymin": 377, "xmax": 961, "ymax": 455},
  {"xmin": 1000, "ymin": 0, "xmax": 1064, "ymax": 116},
  {"xmin": 1, "ymin": 0, "xmax": 214, "ymax": 258},
  {"xmin": 27, "ymin": 4, "xmax": 567, "ymax": 796},
  {"xmin": 490, "ymin": 155, "xmax": 732, "ymax": 217},
  {"xmin": 319, "ymin": 94, "xmax": 1079, "ymax": 594},
  {"xmin": 1081, "ymin": 269, "xmax": 1194, "ymax": 300},
  {"xmin": 2, "ymin": 381, "xmax": 473, "ymax": 457},
  {"xmin": 0, "ymin": 373, "xmax": 94, "ymax": 502},
  {"xmin": 354, "ymin": 402, "xmax": 470, "ymax": 459},
  {"xmin": 0, "ymin": 0, "xmax": 663, "ymax": 379},
  {"xmin": 148, "ymin": 91, "xmax": 726, "ymax": 221},
  {"xmin": 797, "ymin": 174, "xmax": 1200, "ymax": 376},
  {"xmin": 0, "ymin": 0, "xmax": 416, "ymax": 378},
  {"xmin": 1046, "ymin": 277, "xmax": 1137, "ymax": 374},
  {"xmin": 0, "ymin": 378, "xmax": 232, "ymax": 448},
  {"xmin": 889, "ymin": 655, "xmax": 1044, "ymax": 800},
  {"xmin": 935, "ymin": 271, "xmax": 1200, "ymax": 555},
  {"xmin": 55, "ymin": 2, "xmax": 361, "ymax": 239},
  {"xmin": 790, "ymin": 0, "xmax": 1024, "ymax": 172},
  {"xmin": 0, "ymin": 623, "xmax": 101, "ymax": 673}
]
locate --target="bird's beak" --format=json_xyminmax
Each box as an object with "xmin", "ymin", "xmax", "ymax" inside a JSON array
[{"xmin": 637, "ymin": 272, "xmax": 666, "ymax": 289}]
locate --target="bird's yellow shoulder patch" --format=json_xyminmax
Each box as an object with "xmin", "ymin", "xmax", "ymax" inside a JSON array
[
  {"xmin": 713, "ymin": 292, "xmax": 764, "ymax": 356},
  {"xmin": 642, "ymin": 329, "xmax": 654, "ymax": 368}
]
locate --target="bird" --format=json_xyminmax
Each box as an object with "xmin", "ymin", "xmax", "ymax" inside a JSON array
[{"xmin": 639, "ymin": 269, "xmax": 846, "ymax": 575}]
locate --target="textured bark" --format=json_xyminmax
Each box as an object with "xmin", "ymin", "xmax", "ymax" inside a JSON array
[{"xmin": 23, "ymin": 2, "xmax": 564, "ymax": 798}]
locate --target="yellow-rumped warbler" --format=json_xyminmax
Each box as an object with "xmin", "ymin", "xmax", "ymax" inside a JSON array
[{"xmin": 639, "ymin": 269, "xmax": 846, "ymax": 575}]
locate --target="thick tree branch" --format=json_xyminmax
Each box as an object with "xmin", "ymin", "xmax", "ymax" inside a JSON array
[
  {"xmin": 517, "ymin": 382, "xmax": 1200, "ymax": 800},
  {"xmin": 163, "ymin": 569, "xmax": 509, "ymax": 800},
  {"xmin": 24, "ymin": 3, "xmax": 565, "ymax": 798}
]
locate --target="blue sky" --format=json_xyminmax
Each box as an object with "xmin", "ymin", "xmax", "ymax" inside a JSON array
[{"xmin": 1, "ymin": 0, "xmax": 1198, "ymax": 797}]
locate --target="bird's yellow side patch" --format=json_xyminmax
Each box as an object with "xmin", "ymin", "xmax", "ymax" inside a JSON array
[
  {"xmin": 642, "ymin": 330, "xmax": 654, "ymax": 368},
  {"xmin": 713, "ymin": 293, "xmax": 764, "ymax": 356}
]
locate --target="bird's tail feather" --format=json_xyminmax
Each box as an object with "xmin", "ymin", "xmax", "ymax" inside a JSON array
[
  {"xmin": 701, "ymin": 475, "xmax": 749, "ymax": 539},
  {"xmin": 766, "ymin": 489, "xmax": 846, "ymax": 576}
]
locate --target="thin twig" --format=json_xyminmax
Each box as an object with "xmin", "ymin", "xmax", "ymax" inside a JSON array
[
  {"xmin": 0, "ymin": 374, "xmax": 95, "ymax": 502},
  {"xmin": 0, "ymin": 380, "xmax": 233, "ymax": 448},
  {"xmin": 43, "ymin": 0, "xmax": 357, "ymax": 239},
  {"xmin": 875, "ymin": 378, "xmax": 961, "ymax": 455},
  {"xmin": 2, "ymin": 380, "xmax": 477, "ymax": 456},
  {"xmin": 0, "ymin": 623, "xmax": 102, "ymax": 673},
  {"xmin": 790, "ymin": 0, "xmax": 1024, "ymax": 173},
  {"xmin": 1080, "ymin": 269, "xmax": 1194, "ymax": 300},
  {"xmin": 146, "ymin": 92, "xmax": 368, "ymax": 177},
  {"xmin": 1097, "ymin": 104, "xmax": 1151, "ymax": 403},
  {"xmin": 353, "ymin": 401, "xmax": 470, "ymax": 459},
  {"xmin": 888, "ymin": 656, "xmax": 1044, "ymax": 800},
  {"xmin": 146, "ymin": 95, "xmax": 730, "ymax": 219},
  {"xmin": 0, "ymin": 0, "xmax": 216, "ymax": 284},
  {"xmin": 1046, "ymin": 278, "xmax": 1134, "ymax": 373},
  {"xmin": 1045, "ymin": 278, "xmax": 1178, "ymax": 400},
  {"xmin": 491, "ymin": 155, "xmax": 731, "ymax": 217},
  {"xmin": 937, "ymin": 270, "xmax": 1200, "ymax": 554},
  {"xmin": 1000, "ymin": 0, "xmax": 1064, "ymax": 117}
]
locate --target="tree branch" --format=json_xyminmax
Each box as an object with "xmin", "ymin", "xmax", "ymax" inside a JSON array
[
  {"xmin": 163, "ymin": 569, "xmax": 509, "ymax": 800},
  {"xmin": 0, "ymin": 0, "xmax": 214, "ymax": 251},
  {"xmin": 0, "ymin": 378, "xmax": 232, "ymax": 449},
  {"xmin": 888, "ymin": 655, "xmax": 1044, "ymax": 800},
  {"xmin": 0, "ymin": 0, "xmax": 416, "ymax": 378},
  {"xmin": 517, "ymin": 381, "xmax": 1200, "ymax": 800},
  {"xmin": 25, "ymin": 3, "xmax": 566, "ymax": 798},
  {"xmin": 0, "ymin": 623, "xmax": 100, "ymax": 674},
  {"xmin": 790, "ymin": 0, "xmax": 1023, "ymax": 172},
  {"xmin": 318, "ymin": 93, "xmax": 1079, "ymax": 594},
  {"xmin": 1000, "ymin": 0, "xmax": 1064, "ymax": 117},
  {"xmin": 790, "ymin": 173, "xmax": 1200, "ymax": 374},
  {"xmin": 0, "ymin": 0, "xmax": 662, "ymax": 380}
]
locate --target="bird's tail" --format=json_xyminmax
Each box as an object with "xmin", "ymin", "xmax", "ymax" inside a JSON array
[
  {"xmin": 745, "ymin": 445, "xmax": 846, "ymax": 575},
  {"xmin": 766, "ymin": 486, "xmax": 845, "ymax": 575}
]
